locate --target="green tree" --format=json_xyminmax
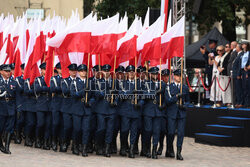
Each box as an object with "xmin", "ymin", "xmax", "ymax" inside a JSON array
[
  {"xmin": 187, "ymin": 0, "xmax": 250, "ymax": 41},
  {"xmin": 95, "ymin": 0, "xmax": 161, "ymax": 25}
]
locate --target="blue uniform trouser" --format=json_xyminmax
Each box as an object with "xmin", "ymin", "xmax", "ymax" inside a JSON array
[
  {"xmin": 62, "ymin": 113, "xmax": 73, "ymax": 141},
  {"xmin": 0, "ymin": 115, "xmax": 15, "ymax": 134},
  {"xmin": 159, "ymin": 117, "xmax": 167, "ymax": 146},
  {"xmin": 235, "ymin": 78, "xmax": 243, "ymax": 105},
  {"xmin": 120, "ymin": 116, "xmax": 138, "ymax": 145},
  {"xmin": 242, "ymin": 71, "xmax": 249, "ymax": 106},
  {"xmin": 52, "ymin": 110, "xmax": 63, "ymax": 139},
  {"xmin": 36, "ymin": 111, "xmax": 51, "ymax": 139},
  {"xmin": 167, "ymin": 117, "xmax": 186, "ymax": 148},
  {"xmin": 24, "ymin": 111, "xmax": 36, "ymax": 137},
  {"xmin": 72, "ymin": 115, "xmax": 82, "ymax": 142},
  {"xmin": 82, "ymin": 115, "xmax": 91, "ymax": 145},
  {"xmin": 143, "ymin": 116, "xmax": 161, "ymax": 146},
  {"xmin": 96, "ymin": 114, "xmax": 116, "ymax": 144},
  {"xmin": 112, "ymin": 115, "xmax": 120, "ymax": 145},
  {"xmin": 15, "ymin": 111, "xmax": 25, "ymax": 132},
  {"xmin": 88, "ymin": 113, "xmax": 96, "ymax": 145}
]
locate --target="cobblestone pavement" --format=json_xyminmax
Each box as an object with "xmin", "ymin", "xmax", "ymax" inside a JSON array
[{"xmin": 0, "ymin": 137, "xmax": 250, "ymax": 167}]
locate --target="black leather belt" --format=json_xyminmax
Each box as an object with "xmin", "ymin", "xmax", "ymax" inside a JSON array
[{"xmin": 0, "ymin": 97, "xmax": 15, "ymax": 102}]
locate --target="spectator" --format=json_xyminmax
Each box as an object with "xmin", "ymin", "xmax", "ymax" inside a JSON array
[
  {"xmin": 191, "ymin": 68, "xmax": 204, "ymax": 93},
  {"xmin": 239, "ymin": 41, "xmax": 250, "ymax": 108},
  {"xmin": 217, "ymin": 43, "xmax": 232, "ymax": 106},
  {"xmin": 200, "ymin": 38, "xmax": 218, "ymax": 87},
  {"xmin": 209, "ymin": 45, "xmax": 224, "ymax": 107},
  {"xmin": 227, "ymin": 41, "xmax": 238, "ymax": 105},
  {"xmin": 233, "ymin": 44, "xmax": 244, "ymax": 108}
]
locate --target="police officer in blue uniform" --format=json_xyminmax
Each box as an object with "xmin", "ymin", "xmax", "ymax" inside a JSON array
[
  {"xmin": 0, "ymin": 64, "xmax": 17, "ymax": 154},
  {"xmin": 10, "ymin": 63, "xmax": 15, "ymax": 79},
  {"xmin": 71, "ymin": 64, "xmax": 95, "ymax": 157},
  {"xmin": 15, "ymin": 63, "xmax": 25, "ymax": 144},
  {"xmin": 143, "ymin": 66, "xmax": 165, "ymax": 159},
  {"xmin": 157, "ymin": 69, "xmax": 170, "ymax": 156},
  {"xmin": 50, "ymin": 62, "xmax": 63, "ymax": 151},
  {"xmin": 88, "ymin": 65, "xmax": 101, "ymax": 153},
  {"xmin": 60, "ymin": 63, "xmax": 77, "ymax": 152},
  {"xmin": 119, "ymin": 65, "xmax": 144, "ymax": 158},
  {"xmin": 112, "ymin": 65, "xmax": 125, "ymax": 154},
  {"xmin": 24, "ymin": 77, "xmax": 37, "ymax": 147},
  {"xmin": 34, "ymin": 62, "xmax": 51, "ymax": 150},
  {"xmin": 94, "ymin": 64, "xmax": 118, "ymax": 157},
  {"xmin": 165, "ymin": 69, "xmax": 190, "ymax": 160}
]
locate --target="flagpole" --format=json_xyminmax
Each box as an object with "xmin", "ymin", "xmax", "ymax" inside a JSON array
[
  {"xmin": 111, "ymin": 55, "xmax": 117, "ymax": 104},
  {"xmin": 85, "ymin": 53, "xmax": 91, "ymax": 103},
  {"xmin": 169, "ymin": 58, "xmax": 172, "ymax": 83},
  {"xmin": 135, "ymin": 54, "xmax": 137, "ymax": 105},
  {"xmin": 159, "ymin": 58, "xmax": 162, "ymax": 107}
]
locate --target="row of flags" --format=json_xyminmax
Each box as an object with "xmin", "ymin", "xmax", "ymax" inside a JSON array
[{"xmin": 0, "ymin": 8, "xmax": 184, "ymax": 87}]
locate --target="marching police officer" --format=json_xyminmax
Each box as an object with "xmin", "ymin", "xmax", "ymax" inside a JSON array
[
  {"xmin": 94, "ymin": 64, "xmax": 118, "ymax": 157},
  {"xmin": 34, "ymin": 62, "xmax": 51, "ymax": 150},
  {"xmin": 24, "ymin": 77, "xmax": 37, "ymax": 147},
  {"xmin": 60, "ymin": 63, "xmax": 78, "ymax": 153},
  {"xmin": 119, "ymin": 65, "xmax": 144, "ymax": 158},
  {"xmin": 165, "ymin": 69, "xmax": 190, "ymax": 160},
  {"xmin": 112, "ymin": 65, "xmax": 125, "ymax": 154},
  {"xmin": 157, "ymin": 69, "xmax": 170, "ymax": 156},
  {"xmin": 50, "ymin": 62, "xmax": 63, "ymax": 151},
  {"xmin": 15, "ymin": 63, "xmax": 25, "ymax": 144},
  {"xmin": 70, "ymin": 64, "xmax": 94, "ymax": 156},
  {"xmin": 143, "ymin": 66, "xmax": 165, "ymax": 159},
  {"xmin": 0, "ymin": 64, "xmax": 17, "ymax": 154}
]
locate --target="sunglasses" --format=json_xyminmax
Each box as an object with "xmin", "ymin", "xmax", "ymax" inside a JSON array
[
  {"xmin": 225, "ymin": 46, "xmax": 230, "ymax": 48},
  {"xmin": 217, "ymin": 50, "xmax": 223, "ymax": 52}
]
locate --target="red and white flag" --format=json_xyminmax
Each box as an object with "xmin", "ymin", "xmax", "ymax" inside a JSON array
[{"xmin": 161, "ymin": 16, "xmax": 185, "ymax": 62}]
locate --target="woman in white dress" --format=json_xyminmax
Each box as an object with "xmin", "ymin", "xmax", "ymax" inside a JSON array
[{"xmin": 209, "ymin": 45, "xmax": 224, "ymax": 107}]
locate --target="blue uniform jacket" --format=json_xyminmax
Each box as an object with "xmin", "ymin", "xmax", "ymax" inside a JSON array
[
  {"xmin": 70, "ymin": 77, "xmax": 95, "ymax": 116},
  {"xmin": 142, "ymin": 80, "xmax": 163, "ymax": 117},
  {"xmin": 50, "ymin": 75, "xmax": 63, "ymax": 112},
  {"xmin": 61, "ymin": 77, "xmax": 74, "ymax": 114},
  {"xmin": 34, "ymin": 76, "xmax": 50, "ymax": 112},
  {"xmin": 118, "ymin": 79, "xmax": 144, "ymax": 118},
  {"xmin": 164, "ymin": 83, "xmax": 190, "ymax": 119},
  {"xmin": 0, "ymin": 77, "xmax": 17, "ymax": 116},
  {"xmin": 94, "ymin": 78, "xmax": 117, "ymax": 115},
  {"xmin": 23, "ymin": 79, "xmax": 37, "ymax": 112},
  {"xmin": 15, "ymin": 75, "xmax": 25, "ymax": 112}
]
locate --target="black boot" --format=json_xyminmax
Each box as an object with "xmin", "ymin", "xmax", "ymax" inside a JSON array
[
  {"xmin": 128, "ymin": 144, "xmax": 135, "ymax": 158},
  {"xmin": 24, "ymin": 136, "xmax": 33, "ymax": 147},
  {"xmin": 87, "ymin": 141, "xmax": 94, "ymax": 153},
  {"xmin": 140, "ymin": 142, "xmax": 146, "ymax": 156},
  {"xmin": 0, "ymin": 134, "xmax": 6, "ymax": 153},
  {"xmin": 3, "ymin": 133, "xmax": 12, "ymax": 154},
  {"xmin": 133, "ymin": 143, "xmax": 139, "ymax": 155},
  {"xmin": 145, "ymin": 143, "xmax": 151, "ymax": 158},
  {"xmin": 72, "ymin": 141, "xmax": 79, "ymax": 155},
  {"xmin": 51, "ymin": 137, "xmax": 57, "ymax": 152},
  {"xmin": 35, "ymin": 137, "xmax": 42, "ymax": 148},
  {"xmin": 43, "ymin": 138, "xmax": 51, "ymax": 150},
  {"xmin": 176, "ymin": 147, "xmax": 183, "ymax": 160},
  {"xmin": 152, "ymin": 145, "xmax": 158, "ymax": 159},
  {"xmin": 104, "ymin": 143, "xmax": 111, "ymax": 157},
  {"xmin": 59, "ymin": 139, "xmax": 67, "ymax": 152},
  {"xmin": 165, "ymin": 145, "xmax": 175, "ymax": 158},
  {"xmin": 111, "ymin": 141, "xmax": 117, "ymax": 154},
  {"xmin": 15, "ymin": 131, "xmax": 22, "ymax": 144},
  {"xmin": 119, "ymin": 140, "xmax": 127, "ymax": 156},
  {"xmin": 82, "ymin": 144, "xmax": 88, "ymax": 157}
]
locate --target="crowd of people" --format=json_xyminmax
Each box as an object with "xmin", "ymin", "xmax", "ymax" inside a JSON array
[
  {"xmin": 200, "ymin": 39, "xmax": 249, "ymax": 108},
  {"xmin": 0, "ymin": 62, "xmax": 190, "ymax": 161}
]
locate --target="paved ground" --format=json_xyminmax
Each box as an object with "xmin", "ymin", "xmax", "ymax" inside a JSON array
[{"xmin": 0, "ymin": 137, "xmax": 250, "ymax": 167}]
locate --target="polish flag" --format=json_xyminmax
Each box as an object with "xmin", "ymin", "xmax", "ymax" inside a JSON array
[
  {"xmin": 90, "ymin": 13, "xmax": 119, "ymax": 55},
  {"xmin": 137, "ymin": 15, "xmax": 165, "ymax": 66},
  {"xmin": 117, "ymin": 16, "xmax": 142, "ymax": 66},
  {"xmin": 161, "ymin": 16, "xmax": 185, "ymax": 62},
  {"xmin": 13, "ymin": 16, "xmax": 27, "ymax": 77},
  {"xmin": 47, "ymin": 12, "xmax": 94, "ymax": 54}
]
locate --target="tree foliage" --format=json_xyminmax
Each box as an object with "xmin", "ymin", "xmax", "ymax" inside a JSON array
[
  {"xmin": 187, "ymin": 0, "xmax": 250, "ymax": 41},
  {"xmin": 95, "ymin": 0, "xmax": 161, "ymax": 25}
]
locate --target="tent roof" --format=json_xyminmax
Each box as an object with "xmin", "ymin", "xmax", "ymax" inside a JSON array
[{"xmin": 186, "ymin": 27, "xmax": 229, "ymax": 68}]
